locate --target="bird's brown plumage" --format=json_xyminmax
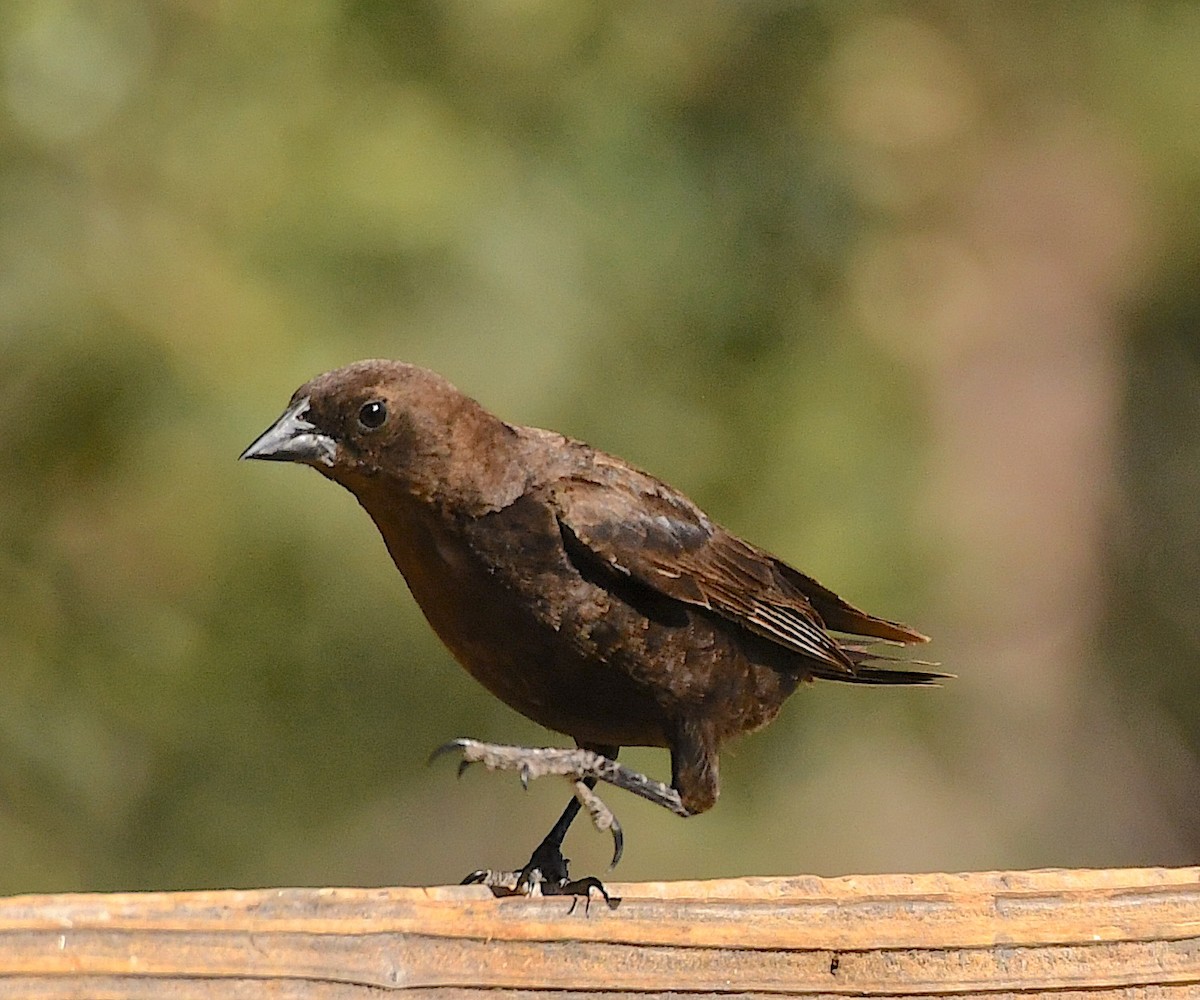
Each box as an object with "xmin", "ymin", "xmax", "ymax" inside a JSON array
[{"xmin": 242, "ymin": 359, "xmax": 937, "ymax": 880}]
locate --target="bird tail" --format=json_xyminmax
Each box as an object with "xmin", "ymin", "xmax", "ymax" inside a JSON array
[{"xmin": 815, "ymin": 644, "xmax": 950, "ymax": 686}]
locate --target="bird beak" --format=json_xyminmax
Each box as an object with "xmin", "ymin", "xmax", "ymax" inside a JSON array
[{"xmin": 240, "ymin": 396, "xmax": 338, "ymax": 467}]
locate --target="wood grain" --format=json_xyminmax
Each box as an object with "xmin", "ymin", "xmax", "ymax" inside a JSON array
[{"xmin": 1, "ymin": 867, "xmax": 1197, "ymax": 997}]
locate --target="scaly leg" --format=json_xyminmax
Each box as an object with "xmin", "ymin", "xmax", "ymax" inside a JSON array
[
  {"xmin": 434, "ymin": 739, "xmax": 687, "ymax": 818},
  {"xmin": 437, "ymin": 739, "xmax": 686, "ymax": 900}
]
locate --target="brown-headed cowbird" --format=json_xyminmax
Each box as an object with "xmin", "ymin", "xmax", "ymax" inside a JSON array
[{"xmin": 242, "ymin": 360, "xmax": 939, "ymax": 895}]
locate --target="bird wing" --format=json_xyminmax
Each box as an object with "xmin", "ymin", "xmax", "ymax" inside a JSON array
[{"xmin": 552, "ymin": 470, "xmax": 870, "ymax": 673}]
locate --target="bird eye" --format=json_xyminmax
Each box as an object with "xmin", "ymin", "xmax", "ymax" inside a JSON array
[{"xmin": 357, "ymin": 400, "xmax": 388, "ymax": 430}]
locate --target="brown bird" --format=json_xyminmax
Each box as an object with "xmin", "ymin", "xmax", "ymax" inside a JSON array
[{"xmin": 241, "ymin": 360, "xmax": 939, "ymax": 896}]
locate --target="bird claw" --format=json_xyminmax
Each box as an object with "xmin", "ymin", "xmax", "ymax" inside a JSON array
[
  {"xmin": 428, "ymin": 739, "xmax": 479, "ymax": 780},
  {"xmin": 461, "ymin": 860, "xmax": 620, "ymax": 912},
  {"xmin": 428, "ymin": 738, "xmax": 472, "ymax": 766},
  {"xmin": 608, "ymin": 819, "xmax": 624, "ymax": 869},
  {"xmin": 570, "ymin": 779, "xmax": 623, "ymax": 867},
  {"xmin": 559, "ymin": 877, "xmax": 620, "ymax": 913},
  {"xmin": 461, "ymin": 868, "xmax": 519, "ymax": 890}
]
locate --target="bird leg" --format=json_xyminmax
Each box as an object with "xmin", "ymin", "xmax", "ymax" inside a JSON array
[
  {"xmin": 462, "ymin": 777, "xmax": 616, "ymax": 904},
  {"xmin": 437, "ymin": 739, "xmax": 687, "ymax": 902},
  {"xmin": 434, "ymin": 739, "xmax": 688, "ymax": 817}
]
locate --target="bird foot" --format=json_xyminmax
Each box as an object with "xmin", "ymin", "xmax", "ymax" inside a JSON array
[
  {"xmin": 433, "ymin": 740, "xmax": 632, "ymax": 865},
  {"xmin": 432, "ymin": 739, "xmax": 688, "ymax": 820},
  {"xmin": 462, "ymin": 840, "xmax": 619, "ymax": 911}
]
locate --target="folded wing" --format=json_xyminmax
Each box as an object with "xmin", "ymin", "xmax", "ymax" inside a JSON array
[{"xmin": 552, "ymin": 469, "xmax": 928, "ymax": 679}]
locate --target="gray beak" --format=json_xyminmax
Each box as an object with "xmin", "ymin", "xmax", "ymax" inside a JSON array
[{"xmin": 240, "ymin": 396, "xmax": 337, "ymax": 467}]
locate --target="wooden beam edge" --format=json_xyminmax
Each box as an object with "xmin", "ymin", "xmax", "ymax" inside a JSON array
[{"xmin": 0, "ymin": 867, "xmax": 1196, "ymax": 996}]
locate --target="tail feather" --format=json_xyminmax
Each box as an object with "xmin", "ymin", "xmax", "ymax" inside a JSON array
[
  {"xmin": 830, "ymin": 663, "xmax": 950, "ymax": 685},
  {"xmin": 773, "ymin": 561, "xmax": 930, "ymax": 645},
  {"xmin": 813, "ymin": 644, "xmax": 950, "ymax": 686}
]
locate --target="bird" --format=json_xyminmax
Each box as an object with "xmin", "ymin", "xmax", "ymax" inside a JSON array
[{"xmin": 241, "ymin": 359, "xmax": 940, "ymax": 897}]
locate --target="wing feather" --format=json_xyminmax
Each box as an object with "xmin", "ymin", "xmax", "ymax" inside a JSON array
[{"xmin": 552, "ymin": 473, "xmax": 878, "ymax": 673}]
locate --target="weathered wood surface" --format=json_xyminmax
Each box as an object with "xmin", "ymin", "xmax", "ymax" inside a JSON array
[{"xmin": 0, "ymin": 866, "xmax": 1198, "ymax": 997}]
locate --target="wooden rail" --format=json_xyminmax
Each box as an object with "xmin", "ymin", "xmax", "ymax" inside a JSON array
[{"xmin": 0, "ymin": 866, "xmax": 1197, "ymax": 997}]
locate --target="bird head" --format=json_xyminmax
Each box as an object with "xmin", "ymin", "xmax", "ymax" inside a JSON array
[{"xmin": 240, "ymin": 359, "xmax": 522, "ymax": 511}]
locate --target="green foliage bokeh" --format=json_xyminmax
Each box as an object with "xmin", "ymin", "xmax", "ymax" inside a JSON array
[{"xmin": 2, "ymin": 2, "xmax": 1200, "ymax": 893}]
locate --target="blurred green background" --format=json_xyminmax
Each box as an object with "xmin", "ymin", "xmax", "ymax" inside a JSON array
[{"xmin": 3, "ymin": 1, "xmax": 1200, "ymax": 894}]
